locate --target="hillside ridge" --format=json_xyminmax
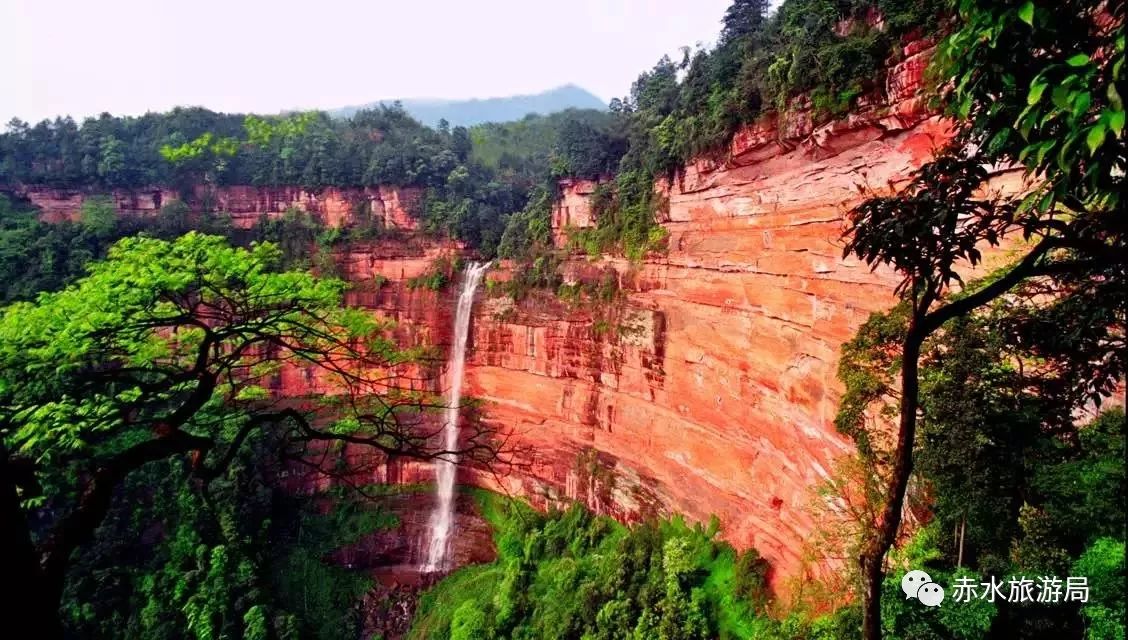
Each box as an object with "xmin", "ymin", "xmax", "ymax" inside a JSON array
[{"xmin": 329, "ymin": 83, "xmax": 607, "ymax": 126}]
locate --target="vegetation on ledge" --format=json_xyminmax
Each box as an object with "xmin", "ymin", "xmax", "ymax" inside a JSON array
[{"xmin": 407, "ymin": 254, "xmax": 465, "ymax": 291}]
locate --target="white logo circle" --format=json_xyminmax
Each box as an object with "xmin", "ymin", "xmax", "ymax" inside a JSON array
[
  {"xmin": 917, "ymin": 582, "xmax": 945, "ymax": 607},
  {"xmin": 901, "ymin": 570, "xmax": 932, "ymax": 599}
]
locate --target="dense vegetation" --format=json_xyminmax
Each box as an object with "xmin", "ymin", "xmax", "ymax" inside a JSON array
[
  {"xmin": 411, "ymin": 492, "xmax": 789, "ymax": 640},
  {"xmin": 835, "ymin": 0, "xmax": 1125, "ymax": 636},
  {"xmin": 63, "ymin": 444, "xmax": 399, "ymax": 640},
  {"xmin": 1, "ymin": 106, "xmax": 452, "ymax": 190},
  {"xmin": 468, "ymin": 110, "xmax": 625, "ymax": 182},
  {"xmin": 840, "ymin": 305, "xmax": 1125, "ymax": 638},
  {"xmin": 0, "ymin": 0, "xmax": 1123, "ymax": 638}
]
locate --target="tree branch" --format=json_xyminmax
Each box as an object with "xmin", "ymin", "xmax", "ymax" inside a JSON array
[
  {"xmin": 921, "ymin": 237, "xmax": 1057, "ymax": 335},
  {"xmin": 37, "ymin": 429, "xmax": 214, "ymax": 603}
]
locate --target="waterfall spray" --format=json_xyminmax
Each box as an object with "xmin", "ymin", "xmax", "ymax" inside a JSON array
[{"xmin": 422, "ymin": 261, "xmax": 489, "ymax": 573}]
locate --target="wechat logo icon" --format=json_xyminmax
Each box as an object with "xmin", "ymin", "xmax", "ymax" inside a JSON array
[{"xmin": 902, "ymin": 570, "xmax": 945, "ymax": 607}]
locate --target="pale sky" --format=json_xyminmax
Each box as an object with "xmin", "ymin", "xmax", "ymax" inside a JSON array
[{"xmin": 1, "ymin": 0, "xmax": 748, "ymax": 123}]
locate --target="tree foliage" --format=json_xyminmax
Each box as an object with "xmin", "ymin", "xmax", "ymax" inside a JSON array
[
  {"xmin": 0, "ymin": 233, "xmax": 499, "ymax": 635},
  {"xmin": 61, "ymin": 447, "xmax": 399, "ymax": 640},
  {"xmin": 410, "ymin": 494, "xmax": 785, "ymax": 640},
  {"xmin": 839, "ymin": 0, "xmax": 1125, "ymax": 635}
]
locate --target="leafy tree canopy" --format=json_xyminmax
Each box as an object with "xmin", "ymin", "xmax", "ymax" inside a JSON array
[{"xmin": 0, "ymin": 233, "xmax": 487, "ymax": 636}]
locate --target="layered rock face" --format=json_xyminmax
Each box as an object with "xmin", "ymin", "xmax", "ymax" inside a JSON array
[
  {"xmin": 470, "ymin": 38, "xmax": 1025, "ymax": 585},
  {"xmin": 11, "ymin": 184, "xmax": 422, "ymax": 230},
  {"xmin": 270, "ymin": 237, "xmax": 463, "ymax": 399}
]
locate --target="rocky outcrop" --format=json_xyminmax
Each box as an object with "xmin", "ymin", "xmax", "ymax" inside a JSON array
[
  {"xmin": 551, "ymin": 178, "xmax": 603, "ymax": 245},
  {"xmin": 7, "ymin": 184, "xmax": 422, "ymax": 229},
  {"xmin": 330, "ymin": 491, "xmax": 495, "ymax": 574},
  {"xmin": 194, "ymin": 185, "xmax": 422, "ymax": 229},
  {"xmin": 8, "ymin": 186, "xmax": 177, "ymax": 223}
]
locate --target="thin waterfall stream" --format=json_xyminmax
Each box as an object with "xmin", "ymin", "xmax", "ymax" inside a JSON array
[{"xmin": 422, "ymin": 261, "xmax": 489, "ymax": 573}]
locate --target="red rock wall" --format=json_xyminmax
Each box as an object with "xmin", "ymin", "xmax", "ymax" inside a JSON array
[
  {"xmin": 271, "ymin": 238, "xmax": 463, "ymax": 399},
  {"xmin": 194, "ymin": 185, "xmax": 422, "ymax": 229},
  {"xmin": 458, "ymin": 39, "xmax": 1029, "ymax": 587},
  {"xmin": 551, "ymin": 178, "xmax": 603, "ymax": 245},
  {"xmin": 11, "ymin": 186, "xmax": 178, "ymax": 223},
  {"xmin": 9, "ymin": 184, "xmax": 422, "ymax": 230}
]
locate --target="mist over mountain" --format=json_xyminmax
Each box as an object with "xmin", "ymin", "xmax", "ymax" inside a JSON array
[{"xmin": 329, "ymin": 84, "xmax": 606, "ymax": 127}]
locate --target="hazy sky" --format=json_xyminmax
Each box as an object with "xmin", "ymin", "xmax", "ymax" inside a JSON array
[{"xmin": 1, "ymin": 0, "xmax": 748, "ymax": 123}]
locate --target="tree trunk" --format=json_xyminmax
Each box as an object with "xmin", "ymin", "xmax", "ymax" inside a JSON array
[
  {"xmin": 860, "ymin": 330, "xmax": 923, "ymax": 640},
  {"xmin": 957, "ymin": 516, "xmax": 966, "ymax": 568},
  {"xmin": 0, "ymin": 447, "xmax": 64, "ymax": 640}
]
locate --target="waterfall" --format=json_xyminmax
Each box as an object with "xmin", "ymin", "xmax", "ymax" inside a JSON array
[{"xmin": 422, "ymin": 261, "xmax": 489, "ymax": 573}]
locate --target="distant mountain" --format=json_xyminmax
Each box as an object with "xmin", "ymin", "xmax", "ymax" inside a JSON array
[{"xmin": 329, "ymin": 84, "xmax": 607, "ymax": 127}]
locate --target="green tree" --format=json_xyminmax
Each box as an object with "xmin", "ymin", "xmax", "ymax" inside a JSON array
[
  {"xmin": 0, "ymin": 233, "xmax": 490, "ymax": 637},
  {"xmin": 720, "ymin": 0, "xmax": 769, "ymax": 44},
  {"xmin": 1072, "ymin": 538, "xmax": 1127, "ymax": 640},
  {"xmin": 79, "ymin": 195, "xmax": 117, "ymax": 236},
  {"xmin": 450, "ymin": 601, "xmax": 488, "ymax": 640},
  {"xmin": 842, "ymin": 1, "xmax": 1125, "ymax": 636},
  {"xmin": 96, "ymin": 136, "xmax": 127, "ymax": 186}
]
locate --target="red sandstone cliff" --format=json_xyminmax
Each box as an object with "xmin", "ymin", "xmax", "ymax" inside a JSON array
[
  {"xmin": 474, "ymin": 37, "xmax": 1030, "ymax": 589},
  {"xmin": 551, "ymin": 177, "xmax": 603, "ymax": 246},
  {"xmin": 11, "ymin": 184, "xmax": 422, "ymax": 230}
]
